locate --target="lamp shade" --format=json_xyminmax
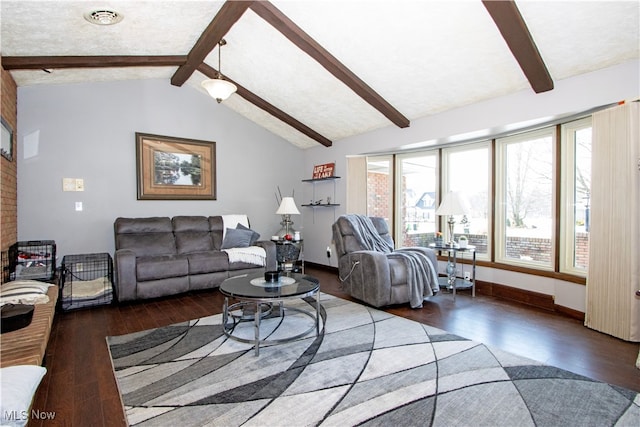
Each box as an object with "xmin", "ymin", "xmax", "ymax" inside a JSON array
[
  {"xmin": 435, "ymin": 191, "xmax": 468, "ymax": 216},
  {"xmin": 276, "ymin": 197, "xmax": 300, "ymax": 215},
  {"xmin": 201, "ymin": 78, "xmax": 237, "ymax": 103}
]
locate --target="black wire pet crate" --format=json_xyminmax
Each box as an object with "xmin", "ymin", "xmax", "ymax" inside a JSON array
[
  {"xmin": 9, "ymin": 240, "xmax": 56, "ymax": 282},
  {"xmin": 59, "ymin": 253, "xmax": 113, "ymax": 311}
]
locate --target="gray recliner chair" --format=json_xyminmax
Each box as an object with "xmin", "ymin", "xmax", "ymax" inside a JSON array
[{"xmin": 332, "ymin": 215, "xmax": 439, "ymax": 308}]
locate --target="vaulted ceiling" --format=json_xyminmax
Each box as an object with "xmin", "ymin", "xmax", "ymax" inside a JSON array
[{"xmin": 1, "ymin": 1, "xmax": 638, "ymax": 149}]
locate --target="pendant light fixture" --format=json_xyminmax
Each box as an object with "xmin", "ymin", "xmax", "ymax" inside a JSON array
[{"xmin": 201, "ymin": 39, "xmax": 237, "ymax": 103}]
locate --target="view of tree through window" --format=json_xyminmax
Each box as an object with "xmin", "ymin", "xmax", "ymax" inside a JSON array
[
  {"xmin": 561, "ymin": 117, "xmax": 592, "ymax": 274},
  {"xmin": 498, "ymin": 130, "xmax": 554, "ymax": 268},
  {"xmin": 443, "ymin": 145, "xmax": 490, "ymax": 257}
]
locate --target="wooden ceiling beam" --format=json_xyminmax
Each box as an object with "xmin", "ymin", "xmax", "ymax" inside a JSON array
[
  {"xmin": 171, "ymin": 1, "xmax": 253, "ymax": 87},
  {"xmin": 2, "ymin": 55, "xmax": 186, "ymax": 70},
  {"xmin": 198, "ymin": 63, "xmax": 332, "ymax": 147},
  {"xmin": 482, "ymin": 0, "xmax": 554, "ymax": 93},
  {"xmin": 250, "ymin": 1, "xmax": 410, "ymax": 129}
]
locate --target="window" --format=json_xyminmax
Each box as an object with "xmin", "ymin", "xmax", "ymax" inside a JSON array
[
  {"xmin": 495, "ymin": 128, "xmax": 555, "ymax": 269},
  {"xmin": 367, "ymin": 155, "xmax": 393, "ymax": 225},
  {"xmin": 396, "ymin": 153, "xmax": 438, "ymax": 248},
  {"xmin": 363, "ymin": 115, "xmax": 591, "ymax": 281},
  {"xmin": 560, "ymin": 118, "xmax": 592, "ymax": 275},
  {"xmin": 441, "ymin": 144, "xmax": 491, "ymax": 259}
]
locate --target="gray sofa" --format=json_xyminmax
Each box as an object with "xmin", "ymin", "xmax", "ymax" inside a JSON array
[{"xmin": 114, "ymin": 216, "xmax": 276, "ymax": 302}]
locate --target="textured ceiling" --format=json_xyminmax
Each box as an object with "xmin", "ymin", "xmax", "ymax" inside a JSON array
[{"xmin": 1, "ymin": 1, "xmax": 639, "ymax": 149}]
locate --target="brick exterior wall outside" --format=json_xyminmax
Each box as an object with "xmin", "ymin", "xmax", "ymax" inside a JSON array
[
  {"xmin": 1, "ymin": 64, "xmax": 18, "ymax": 254},
  {"xmin": 404, "ymin": 231, "xmax": 589, "ymax": 269},
  {"xmin": 575, "ymin": 232, "xmax": 589, "ymax": 269},
  {"xmin": 367, "ymin": 171, "xmax": 391, "ymax": 220}
]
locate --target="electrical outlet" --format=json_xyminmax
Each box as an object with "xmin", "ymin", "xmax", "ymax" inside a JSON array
[{"xmin": 326, "ymin": 246, "xmax": 332, "ymax": 258}]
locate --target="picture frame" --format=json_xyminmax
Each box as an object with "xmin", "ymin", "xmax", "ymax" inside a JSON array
[
  {"xmin": 1, "ymin": 116, "xmax": 13, "ymax": 162},
  {"xmin": 135, "ymin": 132, "xmax": 216, "ymax": 200}
]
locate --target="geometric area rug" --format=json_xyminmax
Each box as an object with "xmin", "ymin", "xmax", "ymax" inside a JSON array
[{"xmin": 107, "ymin": 294, "xmax": 640, "ymax": 426}]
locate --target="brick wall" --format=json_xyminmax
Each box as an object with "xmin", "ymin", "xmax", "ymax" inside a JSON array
[
  {"xmin": 404, "ymin": 231, "xmax": 590, "ymax": 270},
  {"xmin": 575, "ymin": 232, "xmax": 589, "ymax": 269},
  {"xmin": 367, "ymin": 171, "xmax": 391, "ymax": 220},
  {"xmin": 1, "ymin": 64, "xmax": 18, "ymax": 255}
]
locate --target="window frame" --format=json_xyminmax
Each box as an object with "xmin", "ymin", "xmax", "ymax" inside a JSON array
[
  {"xmin": 441, "ymin": 142, "xmax": 492, "ymax": 261},
  {"xmin": 559, "ymin": 117, "xmax": 592, "ymax": 276},
  {"xmin": 494, "ymin": 127, "xmax": 557, "ymax": 270},
  {"xmin": 362, "ymin": 117, "xmax": 592, "ymax": 284},
  {"xmin": 394, "ymin": 151, "xmax": 439, "ymax": 248}
]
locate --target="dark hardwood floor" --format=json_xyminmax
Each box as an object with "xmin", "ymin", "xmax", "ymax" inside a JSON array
[{"xmin": 30, "ymin": 267, "xmax": 640, "ymax": 426}]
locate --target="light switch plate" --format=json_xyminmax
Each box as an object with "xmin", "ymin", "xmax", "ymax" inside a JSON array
[{"xmin": 63, "ymin": 178, "xmax": 75, "ymax": 191}]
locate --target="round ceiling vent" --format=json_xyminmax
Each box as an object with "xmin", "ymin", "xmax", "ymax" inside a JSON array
[{"xmin": 84, "ymin": 10, "xmax": 124, "ymax": 26}]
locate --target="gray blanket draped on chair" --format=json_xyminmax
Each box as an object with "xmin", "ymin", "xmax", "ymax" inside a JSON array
[{"xmin": 344, "ymin": 214, "xmax": 439, "ymax": 308}]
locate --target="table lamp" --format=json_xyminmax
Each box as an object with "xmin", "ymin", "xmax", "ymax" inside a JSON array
[
  {"xmin": 435, "ymin": 191, "xmax": 468, "ymax": 246},
  {"xmin": 276, "ymin": 197, "xmax": 300, "ymax": 239}
]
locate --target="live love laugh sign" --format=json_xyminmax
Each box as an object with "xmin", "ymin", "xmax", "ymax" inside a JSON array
[{"xmin": 312, "ymin": 163, "xmax": 335, "ymax": 179}]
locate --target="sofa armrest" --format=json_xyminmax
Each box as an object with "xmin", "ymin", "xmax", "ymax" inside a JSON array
[
  {"xmin": 338, "ymin": 250, "xmax": 392, "ymax": 307},
  {"xmin": 114, "ymin": 249, "xmax": 137, "ymax": 302},
  {"xmin": 255, "ymin": 240, "xmax": 277, "ymax": 271}
]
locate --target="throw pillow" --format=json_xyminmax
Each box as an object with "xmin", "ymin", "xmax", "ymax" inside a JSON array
[
  {"xmin": 0, "ymin": 365, "xmax": 47, "ymax": 427},
  {"xmin": 0, "ymin": 281, "xmax": 51, "ymax": 306},
  {"xmin": 236, "ymin": 223, "xmax": 260, "ymax": 245},
  {"xmin": 220, "ymin": 228, "xmax": 253, "ymax": 249}
]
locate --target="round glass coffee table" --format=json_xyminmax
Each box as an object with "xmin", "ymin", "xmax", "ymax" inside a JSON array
[{"xmin": 219, "ymin": 272, "xmax": 320, "ymax": 356}]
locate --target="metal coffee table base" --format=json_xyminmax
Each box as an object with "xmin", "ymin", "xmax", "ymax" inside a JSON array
[{"xmin": 222, "ymin": 295, "xmax": 320, "ymax": 356}]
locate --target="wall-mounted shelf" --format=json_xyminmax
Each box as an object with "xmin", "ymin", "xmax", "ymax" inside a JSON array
[
  {"xmin": 302, "ymin": 176, "xmax": 341, "ymax": 183},
  {"xmin": 302, "ymin": 176, "xmax": 341, "ymax": 208},
  {"xmin": 303, "ymin": 176, "xmax": 340, "ymax": 224}
]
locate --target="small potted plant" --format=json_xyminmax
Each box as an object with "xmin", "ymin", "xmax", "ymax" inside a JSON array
[
  {"xmin": 458, "ymin": 235, "xmax": 468, "ymax": 248},
  {"xmin": 435, "ymin": 231, "xmax": 443, "ymax": 245}
]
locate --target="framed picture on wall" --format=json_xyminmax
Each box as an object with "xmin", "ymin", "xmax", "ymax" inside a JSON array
[
  {"xmin": 1, "ymin": 116, "xmax": 13, "ymax": 161},
  {"xmin": 135, "ymin": 132, "xmax": 216, "ymax": 200}
]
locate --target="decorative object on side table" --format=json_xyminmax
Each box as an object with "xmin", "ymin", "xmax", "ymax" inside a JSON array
[
  {"xmin": 458, "ymin": 235, "xmax": 468, "ymax": 248},
  {"xmin": 435, "ymin": 191, "xmax": 469, "ymax": 246},
  {"xmin": 435, "ymin": 231, "xmax": 443, "ymax": 245}
]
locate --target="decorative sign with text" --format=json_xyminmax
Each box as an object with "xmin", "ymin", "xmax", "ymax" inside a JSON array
[{"xmin": 312, "ymin": 163, "xmax": 335, "ymax": 179}]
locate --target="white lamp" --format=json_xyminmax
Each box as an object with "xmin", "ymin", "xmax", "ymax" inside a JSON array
[
  {"xmin": 201, "ymin": 79, "xmax": 237, "ymax": 103},
  {"xmin": 276, "ymin": 197, "xmax": 300, "ymax": 238},
  {"xmin": 201, "ymin": 39, "xmax": 237, "ymax": 103},
  {"xmin": 435, "ymin": 191, "xmax": 468, "ymax": 246}
]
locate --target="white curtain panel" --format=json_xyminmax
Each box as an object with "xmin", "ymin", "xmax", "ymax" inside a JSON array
[
  {"xmin": 346, "ymin": 156, "xmax": 367, "ymax": 215},
  {"xmin": 585, "ymin": 101, "xmax": 640, "ymax": 341}
]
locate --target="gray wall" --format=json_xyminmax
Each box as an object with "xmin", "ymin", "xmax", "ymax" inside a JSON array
[{"xmin": 17, "ymin": 79, "xmax": 304, "ymax": 261}]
